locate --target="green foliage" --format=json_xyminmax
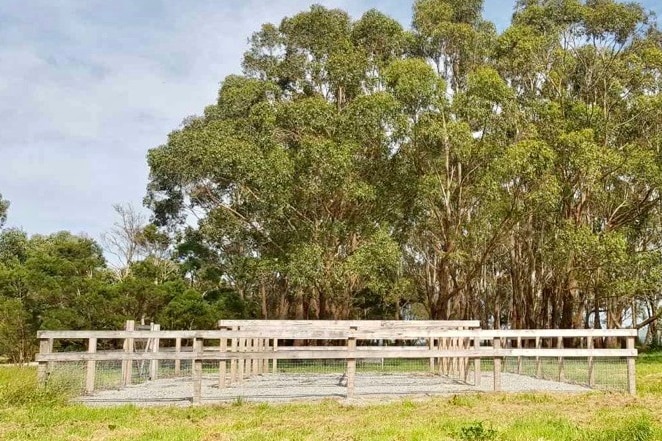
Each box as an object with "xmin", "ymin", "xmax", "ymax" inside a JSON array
[
  {"xmin": 139, "ymin": 0, "xmax": 662, "ymax": 327},
  {"xmin": 458, "ymin": 421, "xmax": 498, "ymax": 441}
]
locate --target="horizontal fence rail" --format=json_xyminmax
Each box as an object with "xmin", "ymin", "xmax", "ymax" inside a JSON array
[{"xmin": 35, "ymin": 321, "xmax": 638, "ymax": 403}]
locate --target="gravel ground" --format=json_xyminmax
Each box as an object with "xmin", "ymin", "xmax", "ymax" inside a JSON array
[{"xmin": 78, "ymin": 372, "xmax": 589, "ymax": 407}]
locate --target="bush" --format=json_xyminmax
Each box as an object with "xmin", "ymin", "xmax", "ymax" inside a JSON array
[{"xmin": 458, "ymin": 421, "xmax": 498, "ymax": 441}]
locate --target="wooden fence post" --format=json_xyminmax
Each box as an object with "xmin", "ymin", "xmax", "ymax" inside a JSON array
[
  {"xmin": 535, "ymin": 336, "xmax": 542, "ymax": 378},
  {"xmin": 262, "ymin": 338, "xmax": 269, "ymax": 373},
  {"xmin": 347, "ymin": 327, "xmax": 357, "ymax": 398},
  {"xmin": 47, "ymin": 338, "xmax": 54, "ymax": 372},
  {"xmin": 516, "ymin": 336, "xmax": 522, "ymax": 375},
  {"xmin": 85, "ymin": 337, "xmax": 97, "ymax": 394},
  {"xmin": 252, "ymin": 338, "xmax": 259, "ymax": 376},
  {"xmin": 192, "ymin": 337, "xmax": 203, "ymax": 404},
  {"xmin": 473, "ymin": 335, "xmax": 481, "ymax": 387},
  {"xmin": 459, "ymin": 335, "xmax": 466, "ymax": 381},
  {"xmin": 219, "ymin": 335, "xmax": 227, "ymax": 388},
  {"xmin": 121, "ymin": 320, "xmax": 135, "ymax": 387},
  {"xmin": 150, "ymin": 323, "xmax": 160, "ymax": 381},
  {"xmin": 174, "ymin": 338, "xmax": 181, "ymax": 376},
  {"xmin": 37, "ymin": 338, "xmax": 50, "ymax": 386},
  {"xmin": 428, "ymin": 338, "xmax": 435, "ymax": 373},
  {"xmin": 238, "ymin": 337, "xmax": 245, "ymax": 382},
  {"xmin": 230, "ymin": 334, "xmax": 237, "ymax": 384},
  {"xmin": 557, "ymin": 336, "xmax": 565, "ymax": 382},
  {"xmin": 493, "ymin": 337, "xmax": 501, "ymax": 392},
  {"xmin": 463, "ymin": 335, "xmax": 470, "ymax": 382},
  {"xmin": 441, "ymin": 337, "xmax": 448, "ymax": 375},
  {"xmin": 627, "ymin": 336, "xmax": 636, "ymax": 395},
  {"xmin": 587, "ymin": 336, "xmax": 595, "ymax": 387},
  {"xmin": 272, "ymin": 338, "xmax": 278, "ymax": 374}
]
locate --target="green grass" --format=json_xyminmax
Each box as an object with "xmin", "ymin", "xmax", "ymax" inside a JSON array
[{"xmin": 1, "ymin": 354, "xmax": 661, "ymax": 441}]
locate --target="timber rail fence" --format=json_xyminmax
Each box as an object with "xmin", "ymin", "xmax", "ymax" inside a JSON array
[{"xmin": 35, "ymin": 321, "xmax": 638, "ymax": 403}]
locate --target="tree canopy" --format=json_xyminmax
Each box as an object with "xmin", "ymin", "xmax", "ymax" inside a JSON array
[{"xmin": 145, "ymin": 0, "xmax": 662, "ymax": 338}]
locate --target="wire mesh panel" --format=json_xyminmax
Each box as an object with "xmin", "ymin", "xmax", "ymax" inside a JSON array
[{"xmin": 501, "ymin": 356, "xmax": 628, "ymax": 392}]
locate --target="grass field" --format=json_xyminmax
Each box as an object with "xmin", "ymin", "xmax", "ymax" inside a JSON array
[{"xmin": 0, "ymin": 353, "xmax": 661, "ymax": 441}]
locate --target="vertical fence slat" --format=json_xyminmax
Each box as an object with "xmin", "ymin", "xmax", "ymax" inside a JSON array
[
  {"xmin": 516, "ymin": 336, "xmax": 522, "ymax": 375},
  {"xmin": 85, "ymin": 337, "xmax": 97, "ymax": 394},
  {"xmin": 219, "ymin": 335, "xmax": 227, "ymax": 388},
  {"xmin": 346, "ymin": 327, "xmax": 357, "ymax": 398},
  {"xmin": 493, "ymin": 337, "xmax": 501, "ymax": 392},
  {"xmin": 272, "ymin": 338, "xmax": 278, "ymax": 374},
  {"xmin": 252, "ymin": 338, "xmax": 259, "ymax": 376},
  {"xmin": 237, "ymin": 338, "xmax": 247, "ymax": 382},
  {"xmin": 192, "ymin": 338, "xmax": 203, "ymax": 404},
  {"xmin": 37, "ymin": 338, "xmax": 50, "ymax": 386},
  {"xmin": 47, "ymin": 338, "xmax": 54, "ymax": 372},
  {"xmin": 150, "ymin": 323, "xmax": 160, "ymax": 381},
  {"xmin": 231, "ymin": 327, "xmax": 238, "ymax": 383},
  {"xmin": 627, "ymin": 336, "xmax": 636, "ymax": 395},
  {"xmin": 535, "ymin": 336, "xmax": 542, "ymax": 378},
  {"xmin": 473, "ymin": 335, "xmax": 481, "ymax": 387},
  {"xmin": 587, "ymin": 336, "xmax": 595, "ymax": 387},
  {"xmin": 428, "ymin": 338, "xmax": 435, "ymax": 373},
  {"xmin": 557, "ymin": 336, "xmax": 565, "ymax": 382},
  {"xmin": 121, "ymin": 320, "xmax": 135, "ymax": 387},
  {"xmin": 175, "ymin": 338, "xmax": 181, "ymax": 376}
]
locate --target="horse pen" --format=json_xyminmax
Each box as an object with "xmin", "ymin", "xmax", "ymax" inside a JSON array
[{"xmin": 34, "ymin": 320, "xmax": 638, "ymax": 405}]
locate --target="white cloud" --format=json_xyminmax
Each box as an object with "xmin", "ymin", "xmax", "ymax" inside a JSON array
[{"xmin": 0, "ymin": 0, "xmax": 518, "ymax": 250}]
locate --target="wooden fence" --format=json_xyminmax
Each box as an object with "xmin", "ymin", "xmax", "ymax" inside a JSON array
[{"xmin": 35, "ymin": 321, "xmax": 638, "ymax": 403}]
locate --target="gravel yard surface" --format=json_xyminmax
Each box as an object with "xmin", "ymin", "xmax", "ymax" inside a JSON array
[{"xmin": 78, "ymin": 372, "xmax": 589, "ymax": 406}]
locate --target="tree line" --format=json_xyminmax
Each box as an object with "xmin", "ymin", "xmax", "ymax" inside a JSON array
[{"xmin": 2, "ymin": 0, "xmax": 662, "ymax": 362}]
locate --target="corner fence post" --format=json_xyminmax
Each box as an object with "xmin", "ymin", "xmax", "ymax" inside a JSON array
[
  {"xmin": 193, "ymin": 337, "xmax": 203, "ymax": 404},
  {"xmin": 47, "ymin": 338, "xmax": 54, "ymax": 372},
  {"xmin": 493, "ymin": 337, "xmax": 501, "ymax": 392},
  {"xmin": 85, "ymin": 337, "xmax": 97, "ymax": 394},
  {"xmin": 346, "ymin": 327, "xmax": 357, "ymax": 398},
  {"xmin": 627, "ymin": 335, "xmax": 636, "ymax": 395},
  {"xmin": 37, "ymin": 338, "xmax": 50, "ymax": 386},
  {"xmin": 121, "ymin": 320, "xmax": 135, "ymax": 387}
]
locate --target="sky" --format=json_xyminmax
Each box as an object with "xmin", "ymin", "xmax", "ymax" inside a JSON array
[{"xmin": 0, "ymin": 0, "xmax": 659, "ymax": 245}]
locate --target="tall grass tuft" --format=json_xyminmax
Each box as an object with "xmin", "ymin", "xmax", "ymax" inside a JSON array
[
  {"xmin": 0, "ymin": 366, "xmax": 76, "ymax": 407},
  {"xmin": 581, "ymin": 416, "xmax": 653, "ymax": 441}
]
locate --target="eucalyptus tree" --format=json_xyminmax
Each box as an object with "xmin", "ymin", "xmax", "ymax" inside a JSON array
[
  {"xmin": 490, "ymin": 0, "xmax": 662, "ymax": 329},
  {"xmin": 147, "ymin": 6, "xmax": 409, "ymax": 319},
  {"xmin": 145, "ymin": 0, "xmax": 662, "ymax": 330}
]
